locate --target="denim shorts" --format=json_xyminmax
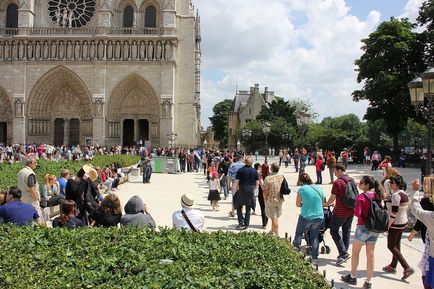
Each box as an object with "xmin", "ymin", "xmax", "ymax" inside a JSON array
[{"xmin": 355, "ymin": 225, "xmax": 379, "ymax": 244}]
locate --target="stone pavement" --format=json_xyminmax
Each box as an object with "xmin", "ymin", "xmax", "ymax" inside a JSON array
[{"xmin": 116, "ymin": 157, "xmax": 424, "ymax": 289}]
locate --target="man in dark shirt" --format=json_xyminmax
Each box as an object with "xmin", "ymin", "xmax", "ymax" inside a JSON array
[
  {"xmin": 218, "ymin": 157, "xmax": 230, "ymax": 199},
  {"xmin": 0, "ymin": 187, "xmax": 40, "ymax": 226},
  {"xmin": 324, "ymin": 164, "xmax": 354, "ymax": 265},
  {"xmin": 234, "ymin": 156, "xmax": 259, "ymax": 230}
]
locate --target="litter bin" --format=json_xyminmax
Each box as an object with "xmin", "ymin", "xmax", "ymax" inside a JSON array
[
  {"xmin": 152, "ymin": 157, "xmax": 165, "ymax": 173},
  {"xmin": 165, "ymin": 157, "xmax": 178, "ymax": 174}
]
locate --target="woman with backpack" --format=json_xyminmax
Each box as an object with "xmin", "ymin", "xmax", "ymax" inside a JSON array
[
  {"xmin": 341, "ymin": 175, "xmax": 383, "ymax": 289},
  {"xmin": 382, "ymin": 175, "xmax": 414, "ymax": 280}
]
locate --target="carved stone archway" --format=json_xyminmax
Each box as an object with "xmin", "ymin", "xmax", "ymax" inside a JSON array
[
  {"xmin": 0, "ymin": 87, "xmax": 13, "ymax": 144},
  {"xmin": 27, "ymin": 66, "xmax": 93, "ymax": 145},
  {"xmin": 107, "ymin": 74, "xmax": 159, "ymax": 146}
]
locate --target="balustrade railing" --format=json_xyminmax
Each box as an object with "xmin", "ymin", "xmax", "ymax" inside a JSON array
[{"xmin": 0, "ymin": 27, "xmax": 176, "ymax": 36}]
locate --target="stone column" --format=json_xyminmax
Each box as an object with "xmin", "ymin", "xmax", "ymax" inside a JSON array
[
  {"xmin": 12, "ymin": 95, "xmax": 25, "ymax": 144},
  {"xmin": 64, "ymin": 118, "xmax": 69, "ymax": 145}
]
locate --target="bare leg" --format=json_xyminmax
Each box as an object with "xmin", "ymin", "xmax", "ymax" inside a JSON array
[
  {"xmin": 366, "ymin": 242, "xmax": 376, "ymax": 282},
  {"xmin": 351, "ymin": 240, "xmax": 363, "ymax": 277}
]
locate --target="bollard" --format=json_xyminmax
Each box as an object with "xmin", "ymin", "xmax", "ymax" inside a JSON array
[
  {"xmin": 285, "ymin": 232, "xmax": 288, "ymax": 239},
  {"xmin": 331, "ymin": 279, "xmax": 334, "ymax": 288},
  {"xmin": 289, "ymin": 236, "xmax": 292, "ymax": 242},
  {"xmin": 315, "ymin": 264, "xmax": 318, "ymax": 271},
  {"xmin": 323, "ymin": 270, "xmax": 326, "ymax": 278}
]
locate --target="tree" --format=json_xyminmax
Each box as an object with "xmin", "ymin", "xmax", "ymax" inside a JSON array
[
  {"xmin": 417, "ymin": 0, "xmax": 434, "ymax": 62},
  {"xmin": 320, "ymin": 114, "xmax": 363, "ymax": 143},
  {"xmin": 353, "ymin": 18, "xmax": 426, "ymax": 153},
  {"xmin": 256, "ymin": 97, "xmax": 297, "ymax": 125},
  {"xmin": 209, "ymin": 99, "xmax": 233, "ymax": 147}
]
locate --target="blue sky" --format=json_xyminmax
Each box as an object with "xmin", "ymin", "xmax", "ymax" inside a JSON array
[{"xmin": 194, "ymin": 0, "xmax": 425, "ymax": 128}]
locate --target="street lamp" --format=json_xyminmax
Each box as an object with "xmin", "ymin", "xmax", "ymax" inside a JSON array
[
  {"xmin": 408, "ymin": 66, "xmax": 434, "ymax": 175},
  {"xmin": 167, "ymin": 132, "xmax": 177, "ymax": 148},
  {"xmin": 262, "ymin": 122, "xmax": 271, "ymax": 163},
  {"xmin": 296, "ymin": 110, "xmax": 311, "ymax": 186},
  {"xmin": 242, "ymin": 129, "xmax": 252, "ymax": 152}
]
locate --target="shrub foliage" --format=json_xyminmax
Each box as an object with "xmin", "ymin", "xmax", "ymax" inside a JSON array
[
  {"xmin": 0, "ymin": 226, "xmax": 329, "ymax": 289},
  {"xmin": 0, "ymin": 155, "xmax": 140, "ymax": 191}
]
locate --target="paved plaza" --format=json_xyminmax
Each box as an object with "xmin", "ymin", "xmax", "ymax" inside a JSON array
[{"xmin": 116, "ymin": 157, "xmax": 424, "ymax": 289}]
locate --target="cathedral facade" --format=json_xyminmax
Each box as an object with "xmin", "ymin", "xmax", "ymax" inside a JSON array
[{"xmin": 0, "ymin": 0, "xmax": 201, "ymax": 147}]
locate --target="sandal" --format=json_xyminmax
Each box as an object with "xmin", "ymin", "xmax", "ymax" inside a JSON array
[
  {"xmin": 228, "ymin": 211, "xmax": 235, "ymax": 217},
  {"xmin": 382, "ymin": 265, "xmax": 396, "ymax": 274},
  {"xmin": 402, "ymin": 268, "xmax": 414, "ymax": 280}
]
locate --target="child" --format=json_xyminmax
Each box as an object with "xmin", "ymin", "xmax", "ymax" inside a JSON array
[{"xmin": 207, "ymin": 171, "xmax": 221, "ymax": 211}]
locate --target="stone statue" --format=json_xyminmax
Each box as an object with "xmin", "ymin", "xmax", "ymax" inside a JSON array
[
  {"xmin": 43, "ymin": 41, "xmax": 49, "ymax": 59},
  {"xmin": 94, "ymin": 99, "xmax": 104, "ymax": 116},
  {"xmin": 4, "ymin": 41, "xmax": 10, "ymax": 59},
  {"xmin": 66, "ymin": 41, "xmax": 73, "ymax": 59},
  {"xmin": 18, "ymin": 41, "xmax": 24, "ymax": 59},
  {"xmin": 139, "ymin": 41, "xmax": 146, "ymax": 60},
  {"xmin": 156, "ymin": 41, "xmax": 162, "ymax": 60},
  {"xmin": 68, "ymin": 10, "xmax": 73, "ymax": 28},
  {"xmin": 123, "ymin": 41, "xmax": 129, "ymax": 60},
  {"xmin": 147, "ymin": 41, "xmax": 153, "ymax": 60},
  {"xmin": 27, "ymin": 41, "xmax": 33, "ymax": 59},
  {"xmin": 51, "ymin": 41, "xmax": 57, "ymax": 59},
  {"xmin": 89, "ymin": 41, "xmax": 96, "ymax": 59},
  {"xmin": 55, "ymin": 8, "xmax": 61, "ymax": 26},
  {"xmin": 165, "ymin": 41, "xmax": 172, "ymax": 60},
  {"xmin": 98, "ymin": 41, "xmax": 104, "ymax": 59},
  {"xmin": 62, "ymin": 9, "xmax": 68, "ymax": 27},
  {"xmin": 131, "ymin": 41, "xmax": 137, "ymax": 59},
  {"xmin": 115, "ymin": 41, "xmax": 121, "ymax": 60},
  {"xmin": 82, "ymin": 41, "xmax": 88, "ymax": 59},
  {"xmin": 106, "ymin": 41, "xmax": 113, "ymax": 59},
  {"xmin": 14, "ymin": 99, "xmax": 23, "ymax": 117},
  {"xmin": 74, "ymin": 41, "xmax": 81, "ymax": 59},
  {"xmin": 58, "ymin": 41, "xmax": 64, "ymax": 59},
  {"xmin": 35, "ymin": 41, "xmax": 40, "ymax": 59},
  {"xmin": 11, "ymin": 42, "xmax": 17, "ymax": 60},
  {"xmin": 162, "ymin": 100, "xmax": 171, "ymax": 118}
]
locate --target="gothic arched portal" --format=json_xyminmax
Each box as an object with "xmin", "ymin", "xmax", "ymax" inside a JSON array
[
  {"xmin": 107, "ymin": 74, "xmax": 159, "ymax": 146},
  {"xmin": 27, "ymin": 66, "xmax": 93, "ymax": 145}
]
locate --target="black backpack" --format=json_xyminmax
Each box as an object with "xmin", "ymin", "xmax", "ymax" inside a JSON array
[
  {"xmin": 339, "ymin": 177, "xmax": 359, "ymax": 208},
  {"xmin": 362, "ymin": 193, "xmax": 389, "ymax": 233}
]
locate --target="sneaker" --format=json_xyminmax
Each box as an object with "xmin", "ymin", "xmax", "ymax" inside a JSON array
[
  {"xmin": 362, "ymin": 281, "xmax": 372, "ymax": 289},
  {"xmin": 402, "ymin": 267, "xmax": 415, "ymax": 280},
  {"xmin": 235, "ymin": 224, "xmax": 245, "ymax": 230},
  {"xmin": 336, "ymin": 254, "xmax": 351, "ymax": 266},
  {"xmin": 341, "ymin": 274, "xmax": 357, "ymax": 285},
  {"xmin": 312, "ymin": 259, "xmax": 318, "ymax": 266},
  {"xmin": 382, "ymin": 265, "xmax": 396, "ymax": 274}
]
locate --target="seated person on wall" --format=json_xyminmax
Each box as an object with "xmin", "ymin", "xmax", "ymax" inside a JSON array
[
  {"xmin": 90, "ymin": 194, "xmax": 122, "ymax": 228},
  {"xmin": 172, "ymin": 193, "xmax": 204, "ymax": 232},
  {"xmin": 0, "ymin": 191, "xmax": 6, "ymax": 225},
  {"xmin": 0, "ymin": 187, "xmax": 41, "ymax": 226},
  {"xmin": 120, "ymin": 195, "xmax": 156, "ymax": 229},
  {"xmin": 40, "ymin": 174, "xmax": 65, "ymax": 208},
  {"xmin": 52, "ymin": 200, "xmax": 86, "ymax": 229}
]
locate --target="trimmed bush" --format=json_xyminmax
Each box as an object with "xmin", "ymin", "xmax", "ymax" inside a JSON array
[
  {"xmin": 0, "ymin": 155, "xmax": 140, "ymax": 191},
  {"xmin": 0, "ymin": 226, "xmax": 329, "ymax": 289}
]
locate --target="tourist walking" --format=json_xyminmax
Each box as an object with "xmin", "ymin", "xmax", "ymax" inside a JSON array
[
  {"xmin": 257, "ymin": 163, "xmax": 269, "ymax": 229},
  {"xmin": 207, "ymin": 171, "xmax": 221, "ymax": 211},
  {"xmin": 218, "ymin": 157, "xmax": 230, "ymax": 200},
  {"xmin": 341, "ymin": 176, "xmax": 383, "ymax": 289},
  {"xmin": 327, "ymin": 152, "xmax": 336, "ymax": 184},
  {"xmin": 293, "ymin": 172, "xmax": 325, "ymax": 265},
  {"xmin": 324, "ymin": 164, "xmax": 355, "ymax": 265},
  {"xmin": 233, "ymin": 156, "xmax": 259, "ymax": 230},
  {"xmin": 383, "ymin": 175, "xmax": 414, "ymax": 280},
  {"xmin": 227, "ymin": 153, "xmax": 244, "ymax": 217},
  {"xmin": 263, "ymin": 162, "xmax": 284, "ymax": 237},
  {"xmin": 315, "ymin": 155, "xmax": 324, "ymax": 184},
  {"xmin": 293, "ymin": 149, "xmax": 300, "ymax": 173}
]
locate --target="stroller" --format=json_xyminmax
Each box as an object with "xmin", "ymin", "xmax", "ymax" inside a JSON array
[{"xmin": 304, "ymin": 206, "xmax": 332, "ymax": 256}]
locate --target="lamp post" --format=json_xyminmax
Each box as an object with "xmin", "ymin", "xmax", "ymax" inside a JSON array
[
  {"xmin": 242, "ymin": 128, "xmax": 252, "ymax": 152},
  {"xmin": 262, "ymin": 122, "xmax": 271, "ymax": 163},
  {"xmin": 296, "ymin": 110, "xmax": 311, "ymax": 186},
  {"xmin": 408, "ymin": 66, "xmax": 434, "ymax": 175},
  {"xmin": 167, "ymin": 132, "xmax": 177, "ymax": 148}
]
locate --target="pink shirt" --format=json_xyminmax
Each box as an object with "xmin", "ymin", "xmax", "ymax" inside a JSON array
[{"xmin": 354, "ymin": 191, "xmax": 376, "ymax": 225}]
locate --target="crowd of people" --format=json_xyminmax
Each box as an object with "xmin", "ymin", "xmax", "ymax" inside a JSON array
[{"xmin": 1, "ymin": 143, "xmax": 434, "ymax": 289}]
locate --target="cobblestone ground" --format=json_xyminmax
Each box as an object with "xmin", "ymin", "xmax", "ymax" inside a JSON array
[{"xmin": 117, "ymin": 156, "xmax": 424, "ymax": 289}]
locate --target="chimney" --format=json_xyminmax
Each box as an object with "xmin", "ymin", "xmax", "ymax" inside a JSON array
[{"xmin": 264, "ymin": 87, "xmax": 269, "ymax": 102}]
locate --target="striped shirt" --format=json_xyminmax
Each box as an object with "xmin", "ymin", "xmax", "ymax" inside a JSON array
[
  {"xmin": 387, "ymin": 190, "xmax": 409, "ymax": 229},
  {"xmin": 331, "ymin": 176, "xmax": 355, "ymax": 218}
]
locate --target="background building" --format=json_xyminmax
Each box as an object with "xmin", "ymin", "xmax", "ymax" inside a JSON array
[
  {"xmin": 228, "ymin": 84, "xmax": 275, "ymax": 148},
  {"xmin": 0, "ymin": 0, "xmax": 201, "ymax": 147}
]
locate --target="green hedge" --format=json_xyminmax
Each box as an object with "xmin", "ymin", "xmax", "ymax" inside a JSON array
[
  {"xmin": 0, "ymin": 226, "xmax": 329, "ymax": 289},
  {"xmin": 0, "ymin": 155, "xmax": 140, "ymax": 191}
]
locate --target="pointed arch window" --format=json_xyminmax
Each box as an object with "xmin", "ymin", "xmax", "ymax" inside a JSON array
[
  {"xmin": 123, "ymin": 5, "xmax": 134, "ymax": 28},
  {"xmin": 144, "ymin": 5, "xmax": 156, "ymax": 28},
  {"xmin": 6, "ymin": 4, "xmax": 18, "ymax": 28}
]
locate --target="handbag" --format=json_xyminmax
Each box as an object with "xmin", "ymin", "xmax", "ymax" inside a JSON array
[{"xmin": 280, "ymin": 177, "xmax": 291, "ymax": 196}]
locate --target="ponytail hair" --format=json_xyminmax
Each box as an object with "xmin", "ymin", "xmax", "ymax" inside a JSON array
[{"xmin": 361, "ymin": 175, "xmax": 384, "ymax": 201}]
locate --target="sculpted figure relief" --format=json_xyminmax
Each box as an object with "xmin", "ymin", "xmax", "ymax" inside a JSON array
[
  {"xmin": 14, "ymin": 99, "xmax": 23, "ymax": 117},
  {"xmin": 98, "ymin": 41, "xmax": 104, "ymax": 59},
  {"xmin": 131, "ymin": 41, "xmax": 138, "ymax": 59},
  {"xmin": 147, "ymin": 41, "xmax": 153, "ymax": 60},
  {"xmin": 58, "ymin": 41, "xmax": 64, "ymax": 59},
  {"xmin": 139, "ymin": 41, "xmax": 146, "ymax": 60},
  {"xmin": 27, "ymin": 42, "xmax": 33, "ymax": 59},
  {"xmin": 4, "ymin": 41, "xmax": 10, "ymax": 59},
  {"xmin": 82, "ymin": 41, "xmax": 88, "ymax": 59},
  {"xmin": 165, "ymin": 41, "xmax": 172, "ymax": 60},
  {"xmin": 35, "ymin": 41, "xmax": 41, "ymax": 59},
  {"xmin": 43, "ymin": 41, "xmax": 49, "ymax": 59},
  {"xmin": 164, "ymin": 0, "xmax": 175, "ymax": 10},
  {"xmin": 51, "ymin": 41, "xmax": 57, "ymax": 59},
  {"xmin": 74, "ymin": 41, "xmax": 81, "ymax": 59},
  {"xmin": 89, "ymin": 41, "xmax": 96, "ymax": 59},
  {"xmin": 123, "ymin": 41, "xmax": 129, "ymax": 60}
]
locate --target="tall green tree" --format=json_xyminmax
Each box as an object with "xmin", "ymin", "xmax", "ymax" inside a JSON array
[
  {"xmin": 353, "ymin": 18, "xmax": 426, "ymax": 152},
  {"xmin": 417, "ymin": 0, "xmax": 434, "ymax": 62},
  {"xmin": 256, "ymin": 97, "xmax": 297, "ymax": 125},
  {"xmin": 209, "ymin": 99, "xmax": 233, "ymax": 146}
]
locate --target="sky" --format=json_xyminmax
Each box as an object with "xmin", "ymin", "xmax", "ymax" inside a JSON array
[{"xmin": 194, "ymin": 0, "xmax": 426, "ymax": 128}]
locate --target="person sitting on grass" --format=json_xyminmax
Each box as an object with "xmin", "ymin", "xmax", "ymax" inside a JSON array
[{"xmin": 52, "ymin": 200, "xmax": 85, "ymax": 229}]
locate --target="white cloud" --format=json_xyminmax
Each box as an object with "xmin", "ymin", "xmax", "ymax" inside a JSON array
[
  {"xmin": 399, "ymin": 0, "xmax": 424, "ymax": 22},
  {"xmin": 194, "ymin": 0, "xmax": 387, "ymax": 128}
]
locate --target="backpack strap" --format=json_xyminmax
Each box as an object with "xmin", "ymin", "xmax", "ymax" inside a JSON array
[
  {"xmin": 362, "ymin": 192, "xmax": 373, "ymax": 220},
  {"xmin": 181, "ymin": 210, "xmax": 198, "ymax": 232}
]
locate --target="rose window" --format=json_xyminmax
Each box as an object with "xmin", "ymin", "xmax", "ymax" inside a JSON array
[{"xmin": 48, "ymin": 0, "xmax": 96, "ymax": 28}]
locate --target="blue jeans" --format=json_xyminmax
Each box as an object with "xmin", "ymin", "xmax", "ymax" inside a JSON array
[
  {"xmin": 237, "ymin": 205, "xmax": 251, "ymax": 227},
  {"xmin": 316, "ymin": 171, "xmax": 322, "ymax": 184},
  {"xmin": 143, "ymin": 165, "xmax": 152, "ymax": 183},
  {"xmin": 330, "ymin": 213, "xmax": 353, "ymax": 257},
  {"xmin": 221, "ymin": 175, "xmax": 229, "ymax": 198},
  {"xmin": 293, "ymin": 216, "xmax": 323, "ymax": 259}
]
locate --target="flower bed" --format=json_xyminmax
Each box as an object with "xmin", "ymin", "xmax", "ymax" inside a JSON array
[
  {"xmin": 0, "ymin": 226, "xmax": 330, "ymax": 289},
  {"xmin": 0, "ymin": 155, "xmax": 140, "ymax": 191}
]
